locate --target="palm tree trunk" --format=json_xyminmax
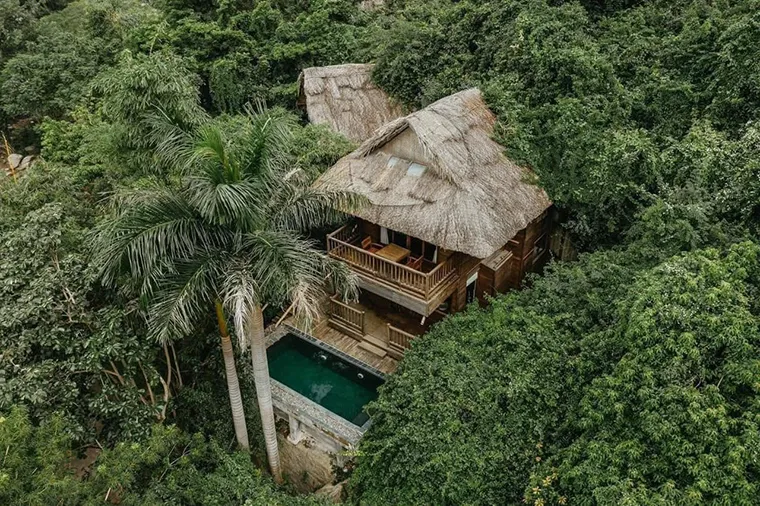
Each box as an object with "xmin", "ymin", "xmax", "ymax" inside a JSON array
[
  {"xmin": 215, "ymin": 300, "xmax": 250, "ymax": 450},
  {"xmin": 247, "ymin": 303, "xmax": 283, "ymax": 484}
]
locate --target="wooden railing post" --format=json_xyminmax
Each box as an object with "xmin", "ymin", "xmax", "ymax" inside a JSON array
[{"xmin": 387, "ymin": 324, "xmax": 417, "ymax": 358}]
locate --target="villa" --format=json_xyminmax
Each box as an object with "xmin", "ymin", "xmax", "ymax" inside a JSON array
[
  {"xmin": 310, "ymin": 87, "xmax": 552, "ymax": 362},
  {"xmin": 266, "ymin": 85, "xmax": 553, "ymax": 472}
]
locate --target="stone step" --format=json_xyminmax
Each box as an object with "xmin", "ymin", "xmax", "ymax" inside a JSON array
[{"xmin": 358, "ymin": 340, "xmax": 387, "ymax": 358}]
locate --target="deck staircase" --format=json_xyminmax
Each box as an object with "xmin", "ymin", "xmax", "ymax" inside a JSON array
[
  {"xmin": 314, "ymin": 312, "xmax": 389, "ymax": 357},
  {"xmin": 357, "ymin": 334, "xmax": 389, "ymax": 358}
]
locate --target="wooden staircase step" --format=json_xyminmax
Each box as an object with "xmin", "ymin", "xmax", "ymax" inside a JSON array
[
  {"xmin": 362, "ymin": 334, "xmax": 388, "ymax": 350},
  {"xmin": 328, "ymin": 318, "xmax": 364, "ymax": 341},
  {"xmin": 358, "ymin": 340, "xmax": 387, "ymax": 358}
]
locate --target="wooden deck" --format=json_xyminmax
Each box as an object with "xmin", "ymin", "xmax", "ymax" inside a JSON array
[
  {"xmin": 274, "ymin": 292, "xmax": 446, "ymax": 376},
  {"xmin": 281, "ymin": 314, "xmax": 399, "ymax": 375}
]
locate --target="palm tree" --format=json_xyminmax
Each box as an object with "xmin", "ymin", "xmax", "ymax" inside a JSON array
[{"xmin": 92, "ymin": 107, "xmax": 358, "ymax": 482}]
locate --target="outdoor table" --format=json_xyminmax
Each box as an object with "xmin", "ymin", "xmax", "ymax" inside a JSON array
[{"xmin": 375, "ymin": 243, "xmax": 411, "ymax": 263}]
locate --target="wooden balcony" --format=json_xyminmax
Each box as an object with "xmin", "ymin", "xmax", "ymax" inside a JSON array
[{"xmin": 327, "ymin": 225, "xmax": 458, "ymax": 315}]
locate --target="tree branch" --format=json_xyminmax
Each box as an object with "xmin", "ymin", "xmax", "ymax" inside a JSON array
[
  {"xmin": 139, "ymin": 362, "xmax": 156, "ymax": 406},
  {"xmin": 170, "ymin": 342, "xmax": 183, "ymax": 388}
]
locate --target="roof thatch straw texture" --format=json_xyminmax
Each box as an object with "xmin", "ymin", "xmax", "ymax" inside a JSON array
[
  {"xmin": 298, "ymin": 64, "xmax": 402, "ymax": 143},
  {"xmin": 314, "ymin": 88, "xmax": 552, "ymax": 259}
]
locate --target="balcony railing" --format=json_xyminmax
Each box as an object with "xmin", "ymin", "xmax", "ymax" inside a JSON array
[
  {"xmin": 327, "ymin": 225, "xmax": 456, "ymax": 299},
  {"xmin": 388, "ymin": 324, "xmax": 416, "ymax": 358},
  {"xmin": 328, "ymin": 296, "xmax": 365, "ymax": 340}
]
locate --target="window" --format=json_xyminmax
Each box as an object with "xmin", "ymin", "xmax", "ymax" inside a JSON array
[
  {"xmin": 465, "ymin": 272, "xmax": 478, "ymax": 304},
  {"xmin": 387, "ymin": 156, "xmax": 402, "ymax": 169},
  {"xmin": 406, "ymin": 162, "xmax": 427, "ymax": 177},
  {"xmin": 392, "ymin": 231, "xmax": 408, "ymax": 248}
]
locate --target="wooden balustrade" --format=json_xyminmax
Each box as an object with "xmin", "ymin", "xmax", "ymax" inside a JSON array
[
  {"xmin": 328, "ymin": 296, "xmax": 365, "ymax": 340},
  {"xmin": 426, "ymin": 258, "xmax": 456, "ymax": 290},
  {"xmin": 388, "ymin": 324, "xmax": 416, "ymax": 357},
  {"xmin": 329, "ymin": 224, "xmax": 358, "ymax": 244},
  {"xmin": 327, "ymin": 225, "xmax": 456, "ymax": 299}
]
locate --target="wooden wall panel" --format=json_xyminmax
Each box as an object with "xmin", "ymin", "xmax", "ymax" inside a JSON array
[
  {"xmin": 360, "ymin": 220, "xmax": 381, "ymax": 243},
  {"xmin": 477, "ymin": 266, "xmax": 495, "ymax": 305}
]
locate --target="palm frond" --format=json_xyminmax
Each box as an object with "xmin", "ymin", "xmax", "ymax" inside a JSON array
[
  {"xmin": 185, "ymin": 176, "xmax": 269, "ymax": 228},
  {"xmin": 239, "ymin": 230, "xmax": 327, "ymax": 304},
  {"xmin": 91, "ymin": 189, "xmax": 219, "ymax": 286},
  {"xmin": 187, "ymin": 124, "xmax": 234, "ymax": 179},
  {"xmin": 319, "ymin": 254, "xmax": 359, "ymax": 303},
  {"xmin": 220, "ymin": 258, "xmax": 262, "ymax": 351},
  {"xmin": 238, "ymin": 103, "xmax": 297, "ymax": 181},
  {"xmin": 287, "ymin": 279, "xmax": 325, "ymax": 331},
  {"xmin": 145, "ymin": 111, "xmax": 196, "ymax": 173},
  {"xmin": 146, "ymin": 255, "xmax": 220, "ymax": 343},
  {"xmin": 268, "ymin": 185, "xmax": 367, "ymax": 231}
]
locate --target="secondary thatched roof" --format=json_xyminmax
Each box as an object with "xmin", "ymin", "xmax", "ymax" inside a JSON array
[
  {"xmin": 314, "ymin": 88, "xmax": 552, "ymax": 259},
  {"xmin": 298, "ymin": 64, "xmax": 402, "ymax": 143}
]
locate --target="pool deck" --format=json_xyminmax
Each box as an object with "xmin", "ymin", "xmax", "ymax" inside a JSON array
[{"xmin": 277, "ymin": 313, "xmax": 400, "ymax": 375}]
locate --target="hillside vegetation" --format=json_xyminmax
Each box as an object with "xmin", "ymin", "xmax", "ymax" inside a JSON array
[{"xmin": 1, "ymin": 0, "xmax": 759, "ymax": 505}]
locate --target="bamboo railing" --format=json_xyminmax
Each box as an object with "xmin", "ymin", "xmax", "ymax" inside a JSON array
[
  {"xmin": 328, "ymin": 296, "xmax": 365, "ymax": 336},
  {"xmin": 388, "ymin": 324, "xmax": 416, "ymax": 355},
  {"xmin": 327, "ymin": 225, "xmax": 456, "ymax": 298}
]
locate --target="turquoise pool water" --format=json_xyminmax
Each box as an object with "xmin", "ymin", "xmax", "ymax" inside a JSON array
[{"xmin": 267, "ymin": 333, "xmax": 384, "ymax": 426}]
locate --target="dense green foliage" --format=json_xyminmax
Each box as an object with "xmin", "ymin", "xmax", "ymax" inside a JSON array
[
  {"xmin": 350, "ymin": 3, "xmax": 760, "ymax": 501},
  {"xmin": 354, "ymin": 237, "xmax": 760, "ymax": 505},
  {"xmin": 1, "ymin": 0, "xmax": 162, "ymax": 120},
  {"xmin": 2, "ymin": 0, "xmax": 760, "ymax": 504},
  {"xmin": 1, "ymin": 0, "xmax": 355, "ymax": 500},
  {"xmin": 366, "ymin": 0, "xmax": 760, "ymax": 245},
  {"xmin": 0, "ymin": 406, "xmax": 326, "ymax": 505}
]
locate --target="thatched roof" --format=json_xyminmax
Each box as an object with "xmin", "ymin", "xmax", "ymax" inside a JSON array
[
  {"xmin": 298, "ymin": 64, "xmax": 402, "ymax": 143},
  {"xmin": 314, "ymin": 88, "xmax": 552, "ymax": 259}
]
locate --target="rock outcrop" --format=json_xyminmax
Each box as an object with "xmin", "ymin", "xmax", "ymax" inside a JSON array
[
  {"xmin": 315, "ymin": 480, "xmax": 347, "ymax": 503},
  {"xmin": 5, "ymin": 153, "xmax": 34, "ymax": 177}
]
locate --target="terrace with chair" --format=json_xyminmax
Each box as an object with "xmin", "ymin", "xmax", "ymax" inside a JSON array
[{"xmin": 326, "ymin": 221, "xmax": 459, "ymax": 316}]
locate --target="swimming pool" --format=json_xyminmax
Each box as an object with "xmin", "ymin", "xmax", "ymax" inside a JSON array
[{"xmin": 267, "ymin": 332, "xmax": 384, "ymax": 427}]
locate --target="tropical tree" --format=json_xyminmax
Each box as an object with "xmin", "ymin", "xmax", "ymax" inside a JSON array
[{"xmin": 91, "ymin": 106, "xmax": 358, "ymax": 482}]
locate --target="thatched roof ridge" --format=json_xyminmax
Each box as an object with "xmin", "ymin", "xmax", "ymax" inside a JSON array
[
  {"xmin": 298, "ymin": 64, "xmax": 402, "ymax": 143},
  {"xmin": 315, "ymin": 88, "xmax": 552, "ymax": 259}
]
